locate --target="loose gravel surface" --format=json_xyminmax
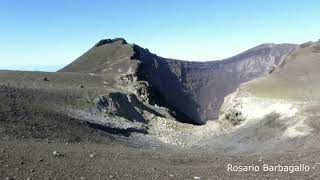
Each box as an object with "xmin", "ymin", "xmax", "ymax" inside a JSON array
[{"xmin": 1, "ymin": 139, "xmax": 320, "ymax": 180}]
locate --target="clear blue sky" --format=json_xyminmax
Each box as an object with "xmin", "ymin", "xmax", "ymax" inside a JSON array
[{"xmin": 0, "ymin": 0, "xmax": 320, "ymax": 71}]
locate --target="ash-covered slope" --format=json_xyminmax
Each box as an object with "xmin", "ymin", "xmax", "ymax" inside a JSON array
[
  {"xmin": 61, "ymin": 38, "xmax": 137, "ymax": 75},
  {"xmin": 60, "ymin": 38, "xmax": 296, "ymax": 124},
  {"xmin": 218, "ymin": 41, "xmax": 320, "ymax": 152}
]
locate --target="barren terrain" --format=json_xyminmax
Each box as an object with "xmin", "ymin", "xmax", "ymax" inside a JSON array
[{"xmin": 1, "ymin": 38, "xmax": 320, "ymax": 179}]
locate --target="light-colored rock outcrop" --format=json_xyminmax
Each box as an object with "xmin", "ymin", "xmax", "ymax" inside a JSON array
[{"xmin": 218, "ymin": 41, "xmax": 320, "ymax": 151}]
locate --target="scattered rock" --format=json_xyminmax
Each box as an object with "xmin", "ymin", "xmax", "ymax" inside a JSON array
[
  {"xmin": 258, "ymin": 157, "xmax": 265, "ymax": 162},
  {"xmin": 80, "ymin": 176, "xmax": 85, "ymax": 180},
  {"xmin": 221, "ymin": 108, "xmax": 245, "ymax": 126},
  {"xmin": 42, "ymin": 77, "xmax": 49, "ymax": 81},
  {"xmin": 26, "ymin": 178, "xmax": 31, "ymax": 180},
  {"xmin": 268, "ymin": 65, "xmax": 277, "ymax": 74},
  {"xmin": 5, "ymin": 177, "xmax": 14, "ymax": 180},
  {"xmin": 1, "ymin": 148, "xmax": 5, "ymax": 153},
  {"xmin": 30, "ymin": 169, "xmax": 35, "ymax": 173},
  {"xmin": 19, "ymin": 161, "xmax": 24, "ymax": 165},
  {"xmin": 193, "ymin": 176, "xmax": 201, "ymax": 180},
  {"xmin": 38, "ymin": 158, "xmax": 44, "ymax": 162},
  {"xmin": 53, "ymin": 151, "xmax": 63, "ymax": 157},
  {"xmin": 169, "ymin": 174, "xmax": 174, "ymax": 177},
  {"xmin": 45, "ymin": 138, "xmax": 55, "ymax": 143},
  {"xmin": 119, "ymin": 73, "xmax": 137, "ymax": 83},
  {"xmin": 109, "ymin": 175, "xmax": 114, "ymax": 179},
  {"xmin": 89, "ymin": 152, "xmax": 96, "ymax": 158}
]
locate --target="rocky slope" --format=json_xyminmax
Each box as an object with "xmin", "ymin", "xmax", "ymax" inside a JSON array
[
  {"xmin": 0, "ymin": 38, "xmax": 297, "ymax": 150},
  {"xmin": 218, "ymin": 40, "xmax": 320, "ymax": 152},
  {"xmin": 3, "ymin": 39, "xmax": 320, "ymax": 180},
  {"xmin": 60, "ymin": 38, "xmax": 297, "ymax": 124}
]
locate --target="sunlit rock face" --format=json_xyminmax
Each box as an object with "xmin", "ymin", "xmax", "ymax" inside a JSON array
[
  {"xmin": 219, "ymin": 41, "xmax": 320, "ymax": 141},
  {"xmin": 60, "ymin": 38, "xmax": 296, "ymax": 124}
]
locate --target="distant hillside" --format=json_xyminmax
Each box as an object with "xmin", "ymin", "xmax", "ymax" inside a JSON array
[
  {"xmin": 60, "ymin": 38, "xmax": 296, "ymax": 124},
  {"xmin": 0, "ymin": 64, "xmax": 64, "ymax": 72}
]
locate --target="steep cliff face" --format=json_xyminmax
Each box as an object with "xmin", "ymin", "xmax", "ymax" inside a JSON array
[
  {"xmin": 218, "ymin": 41, "xmax": 320, "ymax": 151},
  {"xmin": 60, "ymin": 38, "xmax": 296, "ymax": 124}
]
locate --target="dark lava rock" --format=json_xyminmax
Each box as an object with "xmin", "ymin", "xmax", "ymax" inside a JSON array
[{"xmin": 42, "ymin": 77, "xmax": 49, "ymax": 81}]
